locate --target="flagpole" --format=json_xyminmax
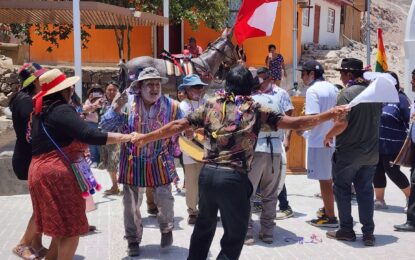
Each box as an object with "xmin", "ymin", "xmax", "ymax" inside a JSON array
[
  {"xmin": 366, "ymin": 0, "xmax": 371, "ymax": 67},
  {"xmin": 293, "ymin": 0, "xmax": 298, "ymax": 93},
  {"xmin": 73, "ymin": 0, "xmax": 82, "ymax": 100}
]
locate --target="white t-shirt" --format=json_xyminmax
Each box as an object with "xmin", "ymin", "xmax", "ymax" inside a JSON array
[
  {"xmin": 305, "ymin": 80, "xmax": 339, "ymax": 147},
  {"xmin": 253, "ymin": 87, "xmax": 294, "ymax": 153},
  {"xmin": 179, "ymin": 98, "xmax": 206, "ymax": 164}
]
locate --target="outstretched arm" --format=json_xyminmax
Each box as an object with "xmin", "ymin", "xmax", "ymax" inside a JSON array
[
  {"xmin": 132, "ymin": 118, "xmax": 191, "ymax": 147},
  {"xmin": 277, "ymin": 105, "xmax": 349, "ymax": 131}
]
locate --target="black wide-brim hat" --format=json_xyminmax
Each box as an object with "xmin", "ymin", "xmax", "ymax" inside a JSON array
[{"xmin": 335, "ymin": 58, "xmax": 367, "ymax": 71}]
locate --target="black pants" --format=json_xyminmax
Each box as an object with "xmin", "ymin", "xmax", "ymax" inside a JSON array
[
  {"xmin": 188, "ymin": 165, "xmax": 253, "ymax": 260},
  {"xmin": 278, "ymin": 184, "xmax": 290, "ymax": 210},
  {"xmin": 373, "ymin": 154, "xmax": 410, "ymax": 189},
  {"xmin": 407, "ymin": 168, "xmax": 415, "ymax": 223}
]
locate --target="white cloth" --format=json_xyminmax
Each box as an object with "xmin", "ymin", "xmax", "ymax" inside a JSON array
[
  {"xmin": 253, "ymin": 87, "xmax": 293, "ymax": 153},
  {"xmin": 180, "ymin": 98, "xmax": 206, "ymax": 164},
  {"xmin": 305, "ymin": 81, "xmax": 339, "ymax": 148},
  {"xmin": 348, "ymin": 75, "xmax": 399, "ymax": 108}
]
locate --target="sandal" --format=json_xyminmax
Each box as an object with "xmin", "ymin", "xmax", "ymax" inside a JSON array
[
  {"xmin": 33, "ymin": 246, "xmax": 48, "ymax": 258},
  {"xmin": 12, "ymin": 244, "xmax": 39, "ymax": 260}
]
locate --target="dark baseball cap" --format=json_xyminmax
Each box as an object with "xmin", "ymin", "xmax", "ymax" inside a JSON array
[{"xmin": 298, "ymin": 60, "xmax": 325, "ymax": 73}]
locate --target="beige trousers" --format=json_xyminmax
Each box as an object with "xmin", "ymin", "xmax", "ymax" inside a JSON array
[{"xmin": 184, "ymin": 163, "xmax": 204, "ymax": 215}]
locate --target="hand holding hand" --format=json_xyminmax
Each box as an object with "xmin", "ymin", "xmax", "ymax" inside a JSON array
[
  {"xmin": 131, "ymin": 132, "xmax": 147, "ymax": 147},
  {"xmin": 329, "ymin": 105, "xmax": 350, "ymax": 121}
]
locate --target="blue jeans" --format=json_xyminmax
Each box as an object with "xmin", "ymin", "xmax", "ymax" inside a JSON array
[
  {"xmin": 86, "ymin": 122, "xmax": 100, "ymax": 164},
  {"xmin": 332, "ymin": 155, "xmax": 376, "ymax": 235}
]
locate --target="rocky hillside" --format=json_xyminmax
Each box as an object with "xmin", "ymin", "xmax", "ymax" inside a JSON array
[{"xmin": 300, "ymin": 0, "xmax": 412, "ymax": 88}]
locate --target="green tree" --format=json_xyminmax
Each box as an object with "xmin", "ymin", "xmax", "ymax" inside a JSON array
[{"xmin": 0, "ymin": 0, "xmax": 229, "ymax": 59}]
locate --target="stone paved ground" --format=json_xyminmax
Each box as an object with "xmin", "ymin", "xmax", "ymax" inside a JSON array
[{"xmin": 1, "ymin": 167, "xmax": 414, "ymax": 260}]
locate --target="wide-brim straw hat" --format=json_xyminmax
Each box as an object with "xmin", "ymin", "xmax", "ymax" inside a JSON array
[{"xmin": 33, "ymin": 69, "xmax": 80, "ymax": 113}]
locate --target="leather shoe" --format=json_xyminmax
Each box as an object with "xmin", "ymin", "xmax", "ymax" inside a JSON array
[
  {"xmin": 394, "ymin": 222, "xmax": 415, "ymax": 232},
  {"xmin": 326, "ymin": 229, "xmax": 356, "ymax": 241}
]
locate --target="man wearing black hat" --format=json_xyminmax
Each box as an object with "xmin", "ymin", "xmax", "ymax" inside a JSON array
[
  {"xmin": 299, "ymin": 60, "xmax": 339, "ymax": 228},
  {"xmin": 324, "ymin": 58, "xmax": 382, "ymax": 246}
]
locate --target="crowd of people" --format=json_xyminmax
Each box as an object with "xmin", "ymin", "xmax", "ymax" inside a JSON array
[{"xmin": 7, "ymin": 41, "xmax": 415, "ymax": 260}]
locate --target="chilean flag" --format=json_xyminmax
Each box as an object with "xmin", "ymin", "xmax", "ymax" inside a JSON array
[{"xmin": 234, "ymin": 0, "xmax": 281, "ymax": 45}]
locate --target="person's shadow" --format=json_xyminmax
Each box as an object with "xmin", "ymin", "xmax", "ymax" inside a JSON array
[
  {"xmin": 246, "ymin": 224, "xmax": 299, "ymax": 248},
  {"xmin": 333, "ymin": 234, "xmax": 399, "ymax": 248},
  {"xmin": 121, "ymin": 245, "xmax": 188, "ymax": 260}
]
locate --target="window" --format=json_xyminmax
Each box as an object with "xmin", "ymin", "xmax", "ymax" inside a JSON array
[
  {"xmin": 302, "ymin": 1, "xmax": 311, "ymax": 26},
  {"xmin": 327, "ymin": 8, "xmax": 335, "ymax": 33}
]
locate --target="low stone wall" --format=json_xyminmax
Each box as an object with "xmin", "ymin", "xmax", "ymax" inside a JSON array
[{"xmin": 0, "ymin": 64, "xmax": 119, "ymax": 108}]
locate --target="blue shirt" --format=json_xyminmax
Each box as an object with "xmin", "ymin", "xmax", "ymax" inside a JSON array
[{"xmin": 379, "ymin": 92, "xmax": 410, "ymax": 155}]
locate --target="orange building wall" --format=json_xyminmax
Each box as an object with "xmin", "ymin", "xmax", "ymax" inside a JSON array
[
  {"xmin": 29, "ymin": 26, "xmax": 153, "ymax": 65},
  {"xmin": 184, "ymin": 2, "xmax": 302, "ymax": 68}
]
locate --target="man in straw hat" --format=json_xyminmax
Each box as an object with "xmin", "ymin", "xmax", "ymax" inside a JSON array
[
  {"xmin": 324, "ymin": 58, "xmax": 382, "ymax": 246},
  {"xmin": 101, "ymin": 67, "xmax": 182, "ymax": 256},
  {"xmin": 130, "ymin": 65, "xmax": 349, "ymax": 260},
  {"xmin": 178, "ymin": 74, "xmax": 208, "ymax": 225}
]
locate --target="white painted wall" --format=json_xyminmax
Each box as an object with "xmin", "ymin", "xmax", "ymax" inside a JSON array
[{"xmin": 301, "ymin": 0, "xmax": 341, "ymax": 47}]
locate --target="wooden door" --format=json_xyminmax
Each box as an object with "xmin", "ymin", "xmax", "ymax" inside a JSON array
[
  {"xmin": 156, "ymin": 23, "xmax": 182, "ymax": 57},
  {"xmin": 286, "ymin": 96, "xmax": 306, "ymax": 174},
  {"xmin": 313, "ymin": 5, "xmax": 321, "ymax": 44}
]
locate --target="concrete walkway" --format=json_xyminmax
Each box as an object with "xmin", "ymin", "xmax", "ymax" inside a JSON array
[{"xmin": 0, "ymin": 167, "xmax": 413, "ymax": 260}]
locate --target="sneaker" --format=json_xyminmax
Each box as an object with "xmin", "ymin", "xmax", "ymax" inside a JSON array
[
  {"xmin": 394, "ymin": 222, "xmax": 415, "ymax": 232},
  {"xmin": 147, "ymin": 207, "xmax": 158, "ymax": 216},
  {"xmin": 104, "ymin": 186, "xmax": 120, "ymax": 195},
  {"xmin": 362, "ymin": 234, "xmax": 375, "ymax": 246},
  {"xmin": 276, "ymin": 207, "xmax": 294, "ymax": 220},
  {"xmin": 258, "ymin": 233, "xmax": 273, "ymax": 244},
  {"xmin": 187, "ymin": 215, "xmax": 198, "ymax": 225},
  {"xmin": 160, "ymin": 231, "xmax": 173, "ymax": 248},
  {"xmin": 127, "ymin": 242, "xmax": 140, "ymax": 257},
  {"xmin": 90, "ymin": 162, "xmax": 98, "ymax": 168},
  {"xmin": 308, "ymin": 216, "xmax": 339, "ymax": 228},
  {"xmin": 326, "ymin": 229, "xmax": 356, "ymax": 242},
  {"xmin": 374, "ymin": 200, "xmax": 388, "ymax": 210},
  {"xmin": 316, "ymin": 207, "xmax": 325, "ymax": 218},
  {"xmin": 244, "ymin": 234, "xmax": 255, "ymax": 246}
]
